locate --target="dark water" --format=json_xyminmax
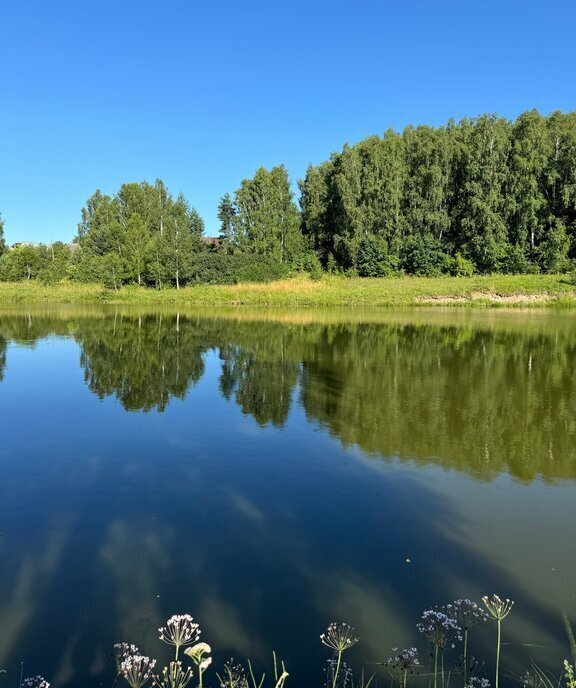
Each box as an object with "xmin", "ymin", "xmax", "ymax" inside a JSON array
[{"xmin": 0, "ymin": 307, "xmax": 575, "ymax": 687}]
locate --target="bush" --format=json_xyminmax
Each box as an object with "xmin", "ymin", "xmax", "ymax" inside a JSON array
[
  {"xmin": 539, "ymin": 218, "xmax": 571, "ymax": 273},
  {"xmin": 401, "ymin": 234, "xmax": 449, "ymax": 276},
  {"xmin": 292, "ymin": 250, "xmax": 324, "ymax": 280},
  {"xmin": 445, "ymin": 253, "xmax": 475, "ymax": 277},
  {"xmin": 0, "ymin": 245, "xmax": 45, "ymax": 281},
  {"xmin": 501, "ymin": 244, "xmax": 540, "ymax": 274},
  {"xmin": 68, "ymin": 252, "xmax": 109, "ymax": 283},
  {"xmin": 68, "ymin": 250, "xmax": 128, "ymax": 288},
  {"xmin": 357, "ymin": 236, "xmax": 398, "ymax": 277},
  {"xmin": 189, "ymin": 253, "xmax": 289, "ymax": 285},
  {"xmin": 234, "ymin": 258, "xmax": 289, "ymax": 283}
]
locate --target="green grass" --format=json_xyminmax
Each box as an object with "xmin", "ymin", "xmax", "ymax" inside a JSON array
[{"xmin": 0, "ymin": 273, "xmax": 575, "ymax": 307}]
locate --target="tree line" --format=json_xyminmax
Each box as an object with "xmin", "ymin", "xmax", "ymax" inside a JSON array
[{"xmin": 1, "ymin": 109, "xmax": 576, "ymax": 285}]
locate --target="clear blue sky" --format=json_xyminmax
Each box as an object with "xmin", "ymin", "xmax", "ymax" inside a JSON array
[{"xmin": 1, "ymin": 0, "xmax": 575, "ymax": 243}]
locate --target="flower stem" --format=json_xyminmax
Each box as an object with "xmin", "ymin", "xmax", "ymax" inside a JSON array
[
  {"xmin": 434, "ymin": 645, "xmax": 439, "ymax": 688},
  {"xmin": 333, "ymin": 650, "xmax": 342, "ymax": 688},
  {"xmin": 495, "ymin": 619, "xmax": 501, "ymax": 688},
  {"xmin": 463, "ymin": 630, "xmax": 468, "ymax": 687}
]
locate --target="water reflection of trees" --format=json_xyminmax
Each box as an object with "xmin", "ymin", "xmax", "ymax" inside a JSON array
[
  {"xmin": 1, "ymin": 311, "xmax": 575, "ymax": 479},
  {"xmin": 219, "ymin": 344, "xmax": 300, "ymax": 427},
  {"xmin": 299, "ymin": 323, "xmax": 576, "ymax": 481},
  {"xmin": 0, "ymin": 335, "xmax": 6, "ymax": 381},
  {"xmin": 77, "ymin": 314, "xmax": 206, "ymax": 412}
]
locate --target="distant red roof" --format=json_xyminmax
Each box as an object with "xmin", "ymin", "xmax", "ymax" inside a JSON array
[{"xmin": 201, "ymin": 236, "xmax": 221, "ymax": 246}]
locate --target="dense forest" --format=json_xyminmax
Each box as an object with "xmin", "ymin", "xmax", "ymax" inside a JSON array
[{"xmin": 1, "ymin": 109, "xmax": 576, "ymax": 286}]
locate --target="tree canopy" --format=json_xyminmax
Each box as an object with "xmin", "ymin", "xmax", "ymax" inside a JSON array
[
  {"xmin": 300, "ymin": 109, "xmax": 576, "ymax": 275},
  {"xmin": 2, "ymin": 109, "xmax": 576, "ymax": 286}
]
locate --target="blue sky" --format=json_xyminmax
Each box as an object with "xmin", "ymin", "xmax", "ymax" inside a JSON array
[{"xmin": 1, "ymin": 0, "xmax": 575, "ymax": 243}]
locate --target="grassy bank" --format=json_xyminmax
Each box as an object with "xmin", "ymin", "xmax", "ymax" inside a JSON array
[{"xmin": 0, "ymin": 274, "xmax": 575, "ymax": 307}]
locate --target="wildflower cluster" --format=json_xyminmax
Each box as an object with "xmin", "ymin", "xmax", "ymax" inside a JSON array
[
  {"xmin": 447, "ymin": 600, "xmax": 489, "ymax": 630},
  {"xmin": 564, "ymin": 661, "xmax": 575, "ymax": 688},
  {"xmin": 481, "ymin": 595, "xmax": 514, "ymax": 688},
  {"xmin": 387, "ymin": 647, "xmax": 420, "ymax": 670},
  {"xmin": 22, "ymin": 677, "xmax": 50, "ymax": 688},
  {"xmin": 320, "ymin": 622, "xmax": 359, "ymax": 652},
  {"xmin": 417, "ymin": 609, "xmax": 462, "ymax": 648},
  {"xmin": 385, "ymin": 647, "xmax": 420, "ymax": 687},
  {"xmin": 481, "ymin": 595, "xmax": 514, "ymax": 621},
  {"xmin": 324, "ymin": 659, "xmax": 353, "ymax": 688},
  {"xmin": 519, "ymin": 670, "xmax": 542, "ymax": 688},
  {"xmin": 217, "ymin": 659, "xmax": 248, "ymax": 688},
  {"xmin": 184, "ymin": 642, "xmax": 212, "ymax": 671},
  {"xmin": 120, "ymin": 655, "xmax": 157, "ymax": 688},
  {"xmin": 159, "ymin": 615, "xmax": 201, "ymax": 652},
  {"xmin": 466, "ymin": 678, "xmax": 490, "ymax": 688},
  {"xmin": 152, "ymin": 661, "xmax": 194, "ymax": 688},
  {"xmin": 114, "ymin": 643, "xmax": 140, "ymax": 672}
]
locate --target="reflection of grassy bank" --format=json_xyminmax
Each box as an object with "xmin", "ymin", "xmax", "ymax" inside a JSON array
[{"xmin": 1, "ymin": 274, "xmax": 576, "ymax": 307}]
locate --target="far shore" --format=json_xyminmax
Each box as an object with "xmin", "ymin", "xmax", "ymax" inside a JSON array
[{"xmin": 1, "ymin": 274, "xmax": 576, "ymax": 308}]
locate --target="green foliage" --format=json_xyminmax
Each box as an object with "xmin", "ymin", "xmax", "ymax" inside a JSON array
[
  {"xmin": 37, "ymin": 242, "xmax": 73, "ymax": 284},
  {"xmin": 156, "ymin": 202, "xmax": 201, "ymax": 289},
  {"xmin": 101, "ymin": 253, "xmax": 127, "ymax": 290},
  {"xmin": 68, "ymin": 249, "xmax": 110, "ymax": 283},
  {"xmin": 357, "ymin": 235, "xmax": 398, "ymax": 277},
  {"xmin": 122, "ymin": 213, "xmax": 150, "ymax": 285},
  {"xmin": 0, "ymin": 213, "xmax": 6, "ymax": 256},
  {"xmin": 0, "ymin": 244, "xmax": 44, "ymax": 281},
  {"xmin": 234, "ymin": 258, "xmax": 289, "ymax": 284},
  {"xmin": 218, "ymin": 192, "xmax": 236, "ymax": 248},
  {"xmin": 4, "ymin": 109, "xmax": 576, "ymax": 288},
  {"xmin": 73, "ymin": 180, "xmax": 206, "ymax": 288},
  {"xmin": 0, "ymin": 242, "xmax": 77, "ymax": 284},
  {"xmin": 401, "ymin": 234, "xmax": 449, "ymax": 276},
  {"xmin": 445, "ymin": 253, "xmax": 475, "ymax": 277},
  {"xmin": 300, "ymin": 109, "xmax": 576, "ymax": 276},
  {"xmin": 291, "ymin": 250, "xmax": 324, "ymax": 279},
  {"xmin": 189, "ymin": 252, "xmax": 289, "ymax": 285},
  {"xmin": 539, "ymin": 218, "xmax": 571, "ymax": 273},
  {"xmin": 232, "ymin": 165, "xmax": 303, "ymax": 264},
  {"xmin": 501, "ymin": 244, "xmax": 540, "ymax": 275}
]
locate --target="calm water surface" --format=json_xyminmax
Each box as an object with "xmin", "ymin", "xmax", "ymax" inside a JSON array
[{"xmin": 0, "ymin": 307, "xmax": 575, "ymax": 686}]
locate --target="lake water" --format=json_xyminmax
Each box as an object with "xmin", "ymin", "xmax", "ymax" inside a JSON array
[{"xmin": 0, "ymin": 307, "xmax": 575, "ymax": 687}]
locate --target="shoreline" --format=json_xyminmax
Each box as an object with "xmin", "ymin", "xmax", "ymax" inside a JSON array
[{"xmin": 1, "ymin": 274, "xmax": 576, "ymax": 307}]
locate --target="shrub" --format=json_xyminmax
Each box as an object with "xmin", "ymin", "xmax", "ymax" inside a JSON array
[
  {"xmin": 445, "ymin": 253, "xmax": 475, "ymax": 277},
  {"xmin": 539, "ymin": 219, "xmax": 571, "ymax": 273},
  {"xmin": 401, "ymin": 234, "xmax": 449, "ymax": 276},
  {"xmin": 0, "ymin": 245, "xmax": 45, "ymax": 281},
  {"xmin": 357, "ymin": 236, "xmax": 398, "ymax": 277},
  {"xmin": 189, "ymin": 253, "xmax": 289, "ymax": 285},
  {"xmin": 292, "ymin": 250, "xmax": 324, "ymax": 280},
  {"xmin": 501, "ymin": 245, "xmax": 540, "ymax": 274}
]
